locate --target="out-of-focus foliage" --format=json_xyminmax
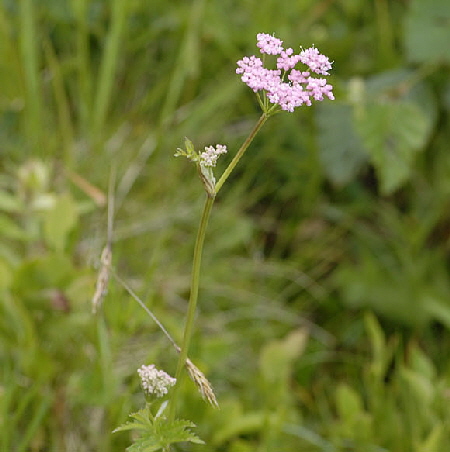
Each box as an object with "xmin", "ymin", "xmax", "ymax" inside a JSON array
[{"xmin": 1, "ymin": 0, "xmax": 450, "ymax": 451}]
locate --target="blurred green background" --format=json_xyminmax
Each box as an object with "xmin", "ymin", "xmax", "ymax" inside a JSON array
[{"xmin": 1, "ymin": 0, "xmax": 450, "ymax": 451}]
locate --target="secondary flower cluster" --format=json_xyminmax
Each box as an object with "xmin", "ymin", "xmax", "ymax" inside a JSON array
[
  {"xmin": 236, "ymin": 33, "xmax": 334, "ymax": 112},
  {"xmin": 199, "ymin": 144, "xmax": 228, "ymax": 167},
  {"xmin": 137, "ymin": 364, "xmax": 176, "ymax": 398},
  {"xmin": 175, "ymin": 140, "xmax": 228, "ymax": 168}
]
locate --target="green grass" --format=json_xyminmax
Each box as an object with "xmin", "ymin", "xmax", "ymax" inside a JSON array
[{"xmin": 1, "ymin": 0, "xmax": 450, "ymax": 450}]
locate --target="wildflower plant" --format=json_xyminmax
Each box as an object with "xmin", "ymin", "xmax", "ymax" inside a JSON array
[
  {"xmin": 114, "ymin": 365, "xmax": 204, "ymax": 451},
  {"xmin": 108, "ymin": 33, "xmax": 334, "ymax": 451}
]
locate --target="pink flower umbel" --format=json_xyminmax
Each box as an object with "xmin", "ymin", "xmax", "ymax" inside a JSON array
[{"xmin": 236, "ymin": 33, "xmax": 334, "ymax": 113}]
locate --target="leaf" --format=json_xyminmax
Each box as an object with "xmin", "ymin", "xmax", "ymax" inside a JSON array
[
  {"xmin": 114, "ymin": 405, "xmax": 204, "ymax": 452},
  {"xmin": 113, "ymin": 405, "xmax": 154, "ymax": 433},
  {"xmin": 42, "ymin": 193, "xmax": 78, "ymax": 252},
  {"xmin": 128, "ymin": 419, "xmax": 204, "ymax": 452},
  {"xmin": 404, "ymin": 0, "xmax": 450, "ymax": 63},
  {"xmin": 316, "ymin": 101, "xmax": 368, "ymax": 186},
  {"xmin": 355, "ymin": 100, "xmax": 428, "ymax": 194}
]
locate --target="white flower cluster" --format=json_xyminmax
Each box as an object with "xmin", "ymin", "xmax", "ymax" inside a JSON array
[
  {"xmin": 137, "ymin": 364, "xmax": 176, "ymax": 398},
  {"xmin": 199, "ymin": 144, "xmax": 227, "ymax": 167}
]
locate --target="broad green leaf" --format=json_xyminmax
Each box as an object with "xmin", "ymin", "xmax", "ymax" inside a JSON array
[
  {"xmin": 42, "ymin": 193, "xmax": 78, "ymax": 252},
  {"xmin": 355, "ymin": 100, "xmax": 428, "ymax": 194},
  {"xmin": 363, "ymin": 69, "xmax": 437, "ymax": 137},
  {"xmin": 316, "ymin": 101, "xmax": 368, "ymax": 186},
  {"xmin": 404, "ymin": 0, "xmax": 450, "ymax": 63}
]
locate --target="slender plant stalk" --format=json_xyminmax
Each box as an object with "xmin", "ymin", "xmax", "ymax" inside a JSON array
[
  {"xmin": 169, "ymin": 113, "xmax": 270, "ymax": 419},
  {"xmin": 215, "ymin": 113, "xmax": 268, "ymax": 194},
  {"xmin": 169, "ymin": 194, "xmax": 215, "ymax": 419}
]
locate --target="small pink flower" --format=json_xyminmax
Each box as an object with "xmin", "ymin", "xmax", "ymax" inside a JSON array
[
  {"xmin": 306, "ymin": 77, "xmax": 335, "ymax": 101},
  {"xmin": 237, "ymin": 34, "xmax": 334, "ymax": 113},
  {"xmin": 276, "ymin": 49, "xmax": 300, "ymax": 71},
  {"xmin": 236, "ymin": 56, "xmax": 281, "ymax": 93},
  {"xmin": 256, "ymin": 33, "xmax": 284, "ymax": 55},
  {"xmin": 288, "ymin": 70, "xmax": 310, "ymax": 84},
  {"xmin": 299, "ymin": 46, "xmax": 333, "ymax": 75}
]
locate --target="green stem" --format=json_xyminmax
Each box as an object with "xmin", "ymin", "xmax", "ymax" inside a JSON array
[
  {"xmin": 215, "ymin": 113, "xmax": 269, "ymax": 194},
  {"xmin": 169, "ymin": 194, "xmax": 215, "ymax": 419},
  {"xmin": 168, "ymin": 112, "xmax": 270, "ymax": 420}
]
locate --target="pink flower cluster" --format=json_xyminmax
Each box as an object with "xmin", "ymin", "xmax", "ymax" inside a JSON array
[{"xmin": 236, "ymin": 33, "xmax": 334, "ymax": 112}]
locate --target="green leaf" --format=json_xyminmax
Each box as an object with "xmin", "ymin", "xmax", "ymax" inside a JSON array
[
  {"xmin": 316, "ymin": 101, "xmax": 368, "ymax": 186},
  {"xmin": 355, "ymin": 100, "xmax": 428, "ymax": 194},
  {"xmin": 114, "ymin": 406, "xmax": 153, "ymax": 433},
  {"xmin": 114, "ymin": 405, "xmax": 204, "ymax": 452},
  {"xmin": 127, "ymin": 419, "xmax": 204, "ymax": 452},
  {"xmin": 404, "ymin": 0, "xmax": 450, "ymax": 63},
  {"xmin": 42, "ymin": 193, "xmax": 78, "ymax": 252}
]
